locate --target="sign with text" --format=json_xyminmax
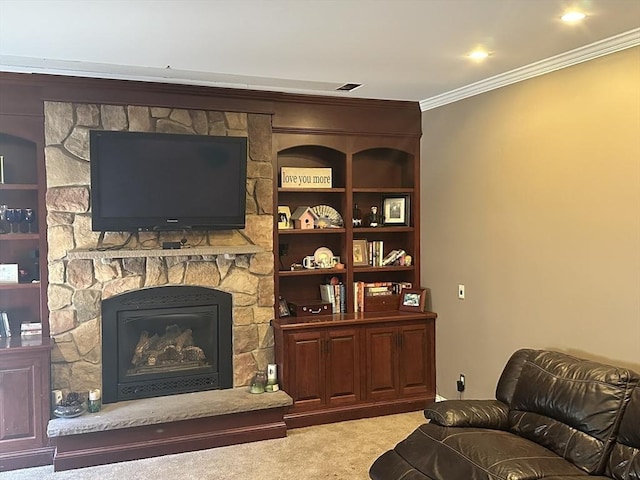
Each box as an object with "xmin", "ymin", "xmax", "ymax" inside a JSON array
[{"xmin": 281, "ymin": 167, "xmax": 332, "ymax": 189}]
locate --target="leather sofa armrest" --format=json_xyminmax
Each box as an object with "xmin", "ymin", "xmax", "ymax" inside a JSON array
[{"xmin": 424, "ymin": 399, "xmax": 510, "ymax": 430}]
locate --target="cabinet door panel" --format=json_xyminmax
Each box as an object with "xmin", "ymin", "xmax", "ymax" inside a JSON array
[
  {"xmin": 365, "ymin": 326, "xmax": 398, "ymax": 401},
  {"xmin": 326, "ymin": 328, "xmax": 360, "ymax": 406},
  {"xmin": 0, "ymin": 364, "xmax": 36, "ymax": 442},
  {"xmin": 398, "ymin": 324, "xmax": 428, "ymax": 396},
  {"xmin": 287, "ymin": 331, "xmax": 325, "ymax": 410}
]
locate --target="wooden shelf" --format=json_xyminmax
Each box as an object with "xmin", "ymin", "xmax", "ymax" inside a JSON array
[
  {"xmin": 279, "ymin": 268, "xmax": 347, "ymax": 277},
  {"xmin": 278, "ymin": 187, "xmax": 345, "ymax": 193},
  {"xmin": 0, "ymin": 233, "xmax": 39, "ymax": 241},
  {"xmin": 353, "ymin": 187, "xmax": 414, "ymax": 193},
  {"xmin": 353, "ymin": 266, "xmax": 414, "ymax": 273},
  {"xmin": 0, "ymin": 282, "xmax": 41, "ymax": 291},
  {"xmin": 0, "ymin": 183, "xmax": 39, "ymax": 190},
  {"xmin": 278, "ymin": 228, "xmax": 345, "ymax": 235},
  {"xmin": 0, "ymin": 335, "xmax": 49, "ymax": 350},
  {"xmin": 353, "ymin": 226, "xmax": 414, "ymax": 233}
]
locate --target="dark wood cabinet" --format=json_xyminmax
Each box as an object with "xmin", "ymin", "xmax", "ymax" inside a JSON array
[
  {"xmin": 0, "ymin": 87, "xmax": 52, "ymax": 471},
  {"xmin": 0, "ymin": 343, "xmax": 52, "ymax": 470},
  {"xmin": 365, "ymin": 321, "xmax": 434, "ymax": 402},
  {"xmin": 273, "ymin": 312, "xmax": 435, "ymax": 428},
  {"xmin": 284, "ymin": 327, "xmax": 361, "ymax": 411},
  {"xmin": 271, "ymin": 99, "xmax": 434, "ymax": 429}
]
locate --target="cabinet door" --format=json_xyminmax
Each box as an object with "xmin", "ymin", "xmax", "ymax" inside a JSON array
[
  {"xmin": 0, "ymin": 351, "xmax": 46, "ymax": 451},
  {"xmin": 398, "ymin": 323, "xmax": 430, "ymax": 396},
  {"xmin": 286, "ymin": 330, "xmax": 325, "ymax": 410},
  {"xmin": 364, "ymin": 326, "xmax": 399, "ymax": 401},
  {"xmin": 325, "ymin": 328, "xmax": 360, "ymax": 406}
]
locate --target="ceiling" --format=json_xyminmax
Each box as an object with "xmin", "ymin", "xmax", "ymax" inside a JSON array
[{"xmin": 0, "ymin": 0, "xmax": 638, "ymax": 109}]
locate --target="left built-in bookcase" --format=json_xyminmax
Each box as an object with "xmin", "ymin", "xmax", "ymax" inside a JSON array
[
  {"xmin": 0, "ymin": 125, "xmax": 48, "ymax": 338},
  {"xmin": 0, "ymin": 85, "xmax": 53, "ymax": 470}
]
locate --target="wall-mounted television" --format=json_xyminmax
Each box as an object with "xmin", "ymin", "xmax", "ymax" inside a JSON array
[{"xmin": 90, "ymin": 130, "xmax": 247, "ymax": 232}]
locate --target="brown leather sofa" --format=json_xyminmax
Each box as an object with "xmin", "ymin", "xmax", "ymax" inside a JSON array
[{"xmin": 370, "ymin": 349, "xmax": 639, "ymax": 480}]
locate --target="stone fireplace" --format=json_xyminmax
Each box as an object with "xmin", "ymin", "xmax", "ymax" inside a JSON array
[{"xmin": 44, "ymin": 102, "xmax": 275, "ymax": 396}]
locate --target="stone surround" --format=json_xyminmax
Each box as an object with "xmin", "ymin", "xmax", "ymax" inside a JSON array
[{"xmin": 44, "ymin": 102, "xmax": 275, "ymax": 395}]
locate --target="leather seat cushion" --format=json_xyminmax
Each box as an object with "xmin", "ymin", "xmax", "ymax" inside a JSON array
[
  {"xmin": 369, "ymin": 450, "xmax": 433, "ymax": 480},
  {"xmin": 390, "ymin": 423, "xmax": 588, "ymax": 480}
]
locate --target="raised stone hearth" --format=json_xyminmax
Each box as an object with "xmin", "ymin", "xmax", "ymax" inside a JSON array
[
  {"xmin": 47, "ymin": 388, "xmax": 293, "ymax": 471},
  {"xmin": 44, "ymin": 102, "xmax": 276, "ymax": 395}
]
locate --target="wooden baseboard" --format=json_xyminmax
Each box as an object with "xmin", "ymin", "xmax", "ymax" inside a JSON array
[
  {"xmin": 52, "ymin": 407, "xmax": 288, "ymax": 471},
  {"xmin": 0, "ymin": 446, "xmax": 54, "ymax": 472},
  {"xmin": 284, "ymin": 396, "xmax": 432, "ymax": 429}
]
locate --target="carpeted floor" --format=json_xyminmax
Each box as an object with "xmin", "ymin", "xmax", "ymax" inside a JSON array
[{"xmin": 1, "ymin": 411, "xmax": 425, "ymax": 480}]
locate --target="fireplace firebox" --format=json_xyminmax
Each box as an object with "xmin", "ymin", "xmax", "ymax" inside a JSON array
[{"xmin": 102, "ymin": 285, "xmax": 233, "ymax": 403}]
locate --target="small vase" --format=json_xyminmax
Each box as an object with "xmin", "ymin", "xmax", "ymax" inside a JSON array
[{"xmin": 250, "ymin": 370, "xmax": 267, "ymax": 394}]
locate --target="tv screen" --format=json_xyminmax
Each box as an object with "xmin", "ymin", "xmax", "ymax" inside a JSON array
[{"xmin": 90, "ymin": 130, "xmax": 247, "ymax": 232}]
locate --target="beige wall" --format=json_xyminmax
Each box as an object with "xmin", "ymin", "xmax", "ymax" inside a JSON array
[{"xmin": 421, "ymin": 47, "xmax": 640, "ymax": 400}]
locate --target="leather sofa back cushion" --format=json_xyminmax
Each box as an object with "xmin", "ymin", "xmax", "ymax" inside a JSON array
[
  {"xmin": 509, "ymin": 350, "xmax": 638, "ymax": 474},
  {"xmin": 607, "ymin": 387, "xmax": 640, "ymax": 479}
]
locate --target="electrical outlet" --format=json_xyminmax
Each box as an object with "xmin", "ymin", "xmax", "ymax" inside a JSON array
[
  {"xmin": 458, "ymin": 284, "xmax": 465, "ymax": 300},
  {"xmin": 457, "ymin": 373, "xmax": 466, "ymax": 392}
]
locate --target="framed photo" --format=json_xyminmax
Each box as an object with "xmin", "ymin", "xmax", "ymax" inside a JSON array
[
  {"xmin": 0, "ymin": 264, "xmax": 19, "ymax": 283},
  {"xmin": 352, "ymin": 239, "xmax": 369, "ymax": 266},
  {"xmin": 278, "ymin": 296, "xmax": 290, "ymax": 317},
  {"xmin": 382, "ymin": 195, "xmax": 410, "ymax": 226},
  {"xmin": 398, "ymin": 288, "xmax": 426, "ymax": 312},
  {"xmin": 277, "ymin": 206, "xmax": 292, "ymax": 229}
]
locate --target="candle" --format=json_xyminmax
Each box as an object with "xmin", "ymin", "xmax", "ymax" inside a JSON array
[{"xmin": 88, "ymin": 388, "xmax": 102, "ymax": 412}]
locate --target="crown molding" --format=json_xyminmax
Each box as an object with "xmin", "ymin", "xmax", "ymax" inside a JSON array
[{"xmin": 420, "ymin": 28, "xmax": 640, "ymax": 112}]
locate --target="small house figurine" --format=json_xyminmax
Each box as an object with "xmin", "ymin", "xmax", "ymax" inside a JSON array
[{"xmin": 291, "ymin": 206, "xmax": 318, "ymax": 230}]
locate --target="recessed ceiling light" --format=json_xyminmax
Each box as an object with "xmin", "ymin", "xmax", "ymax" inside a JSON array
[
  {"xmin": 561, "ymin": 11, "xmax": 586, "ymax": 22},
  {"xmin": 468, "ymin": 50, "xmax": 490, "ymax": 60}
]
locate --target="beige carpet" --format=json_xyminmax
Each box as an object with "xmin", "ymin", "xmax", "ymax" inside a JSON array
[{"xmin": 1, "ymin": 411, "xmax": 425, "ymax": 480}]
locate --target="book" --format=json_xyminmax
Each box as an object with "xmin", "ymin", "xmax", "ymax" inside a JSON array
[
  {"xmin": 0, "ymin": 311, "xmax": 10, "ymax": 337},
  {"xmin": 21, "ymin": 322, "xmax": 42, "ymax": 331},
  {"xmin": 382, "ymin": 249, "xmax": 406, "ymax": 266},
  {"xmin": 20, "ymin": 330, "xmax": 42, "ymax": 336},
  {"xmin": 320, "ymin": 283, "xmax": 341, "ymax": 313},
  {"xmin": 365, "ymin": 290, "xmax": 394, "ymax": 296}
]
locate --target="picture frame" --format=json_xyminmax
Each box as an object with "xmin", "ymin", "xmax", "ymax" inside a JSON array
[
  {"xmin": 278, "ymin": 296, "xmax": 291, "ymax": 317},
  {"xmin": 352, "ymin": 239, "xmax": 369, "ymax": 266},
  {"xmin": 398, "ymin": 288, "xmax": 426, "ymax": 312},
  {"xmin": 277, "ymin": 206, "xmax": 292, "ymax": 229},
  {"xmin": 0, "ymin": 264, "xmax": 19, "ymax": 283},
  {"xmin": 382, "ymin": 195, "xmax": 410, "ymax": 226}
]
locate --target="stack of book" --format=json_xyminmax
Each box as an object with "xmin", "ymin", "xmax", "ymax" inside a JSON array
[
  {"xmin": 319, "ymin": 282, "xmax": 347, "ymax": 314},
  {"xmin": 382, "ymin": 249, "xmax": 406, "ymax": 266},
  {"xmin": 353, "ymin": 281, "xmax": 413, "ymax": 312},
  {"xmin": 21, "ymin": 321, "xmax": 42, "ymax": 336},
  {"xmin": 369, "ymin": 240, "xmax": 385, "ymax": 267},
  {"xmin": 365, "ymin": 241, "xmax": 408, "ymax": 267}
]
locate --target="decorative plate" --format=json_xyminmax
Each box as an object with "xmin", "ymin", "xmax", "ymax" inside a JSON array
[
  {"xmin": 53, "ymin": 404, "xmax": 86, "ymax": 419},
  {"xmin": 314, "ymin": 247, "xmax": 334, "ymax": 268},
  {"xmin": 312, "ymin": 205, "xmax": 343, "ymax": 228}
]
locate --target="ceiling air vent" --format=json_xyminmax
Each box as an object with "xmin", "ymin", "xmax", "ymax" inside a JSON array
[{"xmin": 336, "ymin": 83, "xmax": 362, "ymax": 92}]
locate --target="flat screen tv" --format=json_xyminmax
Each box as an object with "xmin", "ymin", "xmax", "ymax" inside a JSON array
[{"xmin": 90, "ymin": 130, "xmax": 247, "ymax": 232}]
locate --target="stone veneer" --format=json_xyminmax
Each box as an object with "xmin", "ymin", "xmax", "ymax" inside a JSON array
[{"xmin": 44, "ymin": 102, "xmax": 275, "ymax": 394}]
